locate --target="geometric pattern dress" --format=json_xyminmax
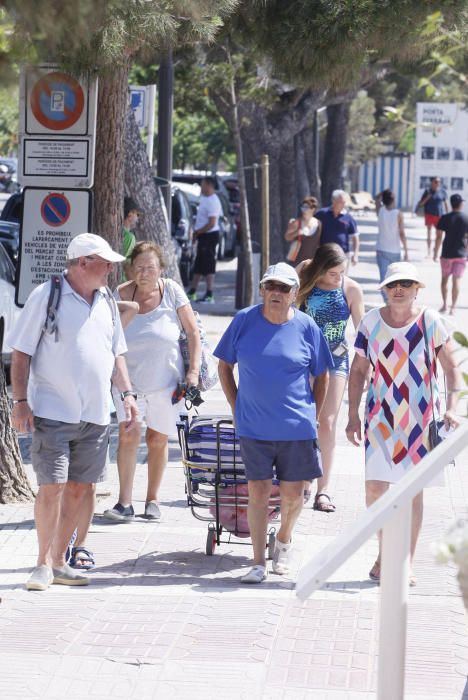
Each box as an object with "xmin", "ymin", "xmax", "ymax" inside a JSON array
[{"xmin": 354, "ymin": 307, "xmax": 448, "ymax": 483}]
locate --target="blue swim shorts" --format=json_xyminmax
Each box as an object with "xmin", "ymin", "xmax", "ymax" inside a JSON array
[{"xmin": 239, "ymin": 437, "xmax": 322, "ymax": 482}]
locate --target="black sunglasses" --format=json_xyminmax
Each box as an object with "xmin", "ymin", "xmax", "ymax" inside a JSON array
[
  {"xmin": 262, "ymin": 281, "xmax": 293, "ymax": 293},
  {"xmin": 386, "ymin": 279, "xmax": 415, "ymax": 289}
]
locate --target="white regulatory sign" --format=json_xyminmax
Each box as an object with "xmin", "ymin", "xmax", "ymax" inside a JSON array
[
  {"xmin": 18, "ymin": 65, "xmax": 98, "ymax": 188},
  {"xmin": 16, "ymin": 187, "xmax": 92, "ymax": 306},
  {"xmin": 130, "ymin": 86, "xmax": 148, "ymax": 128},
  {"xmin": 23, "ymin": 138, "xmax": 90, "ymax": 180},
  {"xmin": 414, "ymin": 103, "xmax": 468, "ymax": 207}
]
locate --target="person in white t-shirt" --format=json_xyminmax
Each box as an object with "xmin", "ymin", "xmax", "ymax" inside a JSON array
[
  {"xmin": 187, "ymin": 177, "xmax": 223, "ymax": 303},
  {"xmin": 8, "ymin": 233, "xmax": 138, "ymax": 592}
]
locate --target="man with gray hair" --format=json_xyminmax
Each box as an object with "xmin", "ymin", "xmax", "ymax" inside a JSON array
[
  {"xmin": 8, "ymin": 233, "xmax": 138, "ymax": 591},
  {"xmin": 316, "ymin": 189, "xmax": 359, "ymax": 265},
  {"xmin": 214, "ymin": 262, "xmax": 333, "ymax": 584}
]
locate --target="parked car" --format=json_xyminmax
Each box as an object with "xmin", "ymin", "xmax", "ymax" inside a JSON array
[
  {"xmin": 1, "ymin": 191, "xmax": 23, "ymax": 224},
  {"xmin": 0, "ymin": 220, "xmax": 20, "ymax": 265},
  {"xmin": 172, "ymin": 172, "xmax": 237, "ymax": 258},
  {"xmin": 0, "ymin": 157, "xmax": 20, "ymax": 194},
  {"xmin": 0, "ymin": 241, "xmax": 20, "ymax": 380},
  {"xmin": 171, "ymin": 186, "xmax": 196, "ymax": 286},
  {"xmin": 223, "ymin": 175, "xmax": 241, "ymax": 239}
]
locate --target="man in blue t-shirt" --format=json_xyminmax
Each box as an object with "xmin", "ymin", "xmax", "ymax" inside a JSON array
[
  {"xmin": 315, "ymin": 189, "xmax": 359, "ymax": 265},
  {"xmin": 416, "ymin": 176, "xmax": 448, "ymax": 257},
  {"xmin": 214, "ymin": 262, "xmax": 333, "ymax": 584}
]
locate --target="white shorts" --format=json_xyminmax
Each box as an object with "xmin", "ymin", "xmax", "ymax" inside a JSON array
[{"xmin": 112, "ymin": 387, "xmax": 184, "ymax": 436}]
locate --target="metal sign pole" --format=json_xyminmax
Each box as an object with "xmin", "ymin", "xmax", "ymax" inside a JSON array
[
  {"xmin": 146, "ymin": 84, "xmax": 156, "ymax": 165},
  {"xmin": 261, "ymin": 154, "xmax": 269, "ymax": 272}
]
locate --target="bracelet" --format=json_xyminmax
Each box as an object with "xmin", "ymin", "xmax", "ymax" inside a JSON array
[{"xmin": 12, "ymin": 399, "xmax": 28, "ymax": 405}]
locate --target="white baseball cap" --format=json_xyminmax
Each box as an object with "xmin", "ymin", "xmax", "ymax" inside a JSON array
[
  {"xmin": 66, "ymin": 233, "xmax": 125, "ymax": 263},
  {"xmin": 260, "ymin": 262, "xmax": 300, "ymax": 288},
  {"xmin": 378, "ymin": 262, "xmax": 425, "ymax": 289}
]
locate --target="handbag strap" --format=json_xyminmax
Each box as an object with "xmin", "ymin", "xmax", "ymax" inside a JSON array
[
  {"xmin": 165, "ymin": 278, "xmax": 184, "ymax": 332},
  {"xmin": 422, "ymin": 310, "xmax": 438, "ymax": 425}
]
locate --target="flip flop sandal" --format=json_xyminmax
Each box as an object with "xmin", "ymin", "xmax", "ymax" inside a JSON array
[
  {"xmin": 69, "ymin": 547, "xmax": 95, "ymax": 570},
  {"xmin": 313, "ymin": 492, "xmax": 336, "ymax": 512}
]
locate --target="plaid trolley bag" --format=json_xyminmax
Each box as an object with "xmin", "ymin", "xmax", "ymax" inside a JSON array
[{"xmin": 177, "ymin": 414, "xmax": 280, "ymax": 555}]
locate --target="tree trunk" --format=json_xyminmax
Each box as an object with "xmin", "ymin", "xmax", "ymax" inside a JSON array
[
  {"xmin": 214, "ymin": 87, "xmax": 323, "ymax": 264},
  {"xmin": 93, "ymin": 59, "xmax": 131, "ymax": 288},
  {"xmin": 295, "ymin": 129, "xmax": 312, "ymax": 204},
  {"xmin": 296, "ymin": 117, "xmax": 321, "ymax": 201},
  {"xmin": 124, "ymin": 106, "xmax": 180, "ymax": 281},
  {"xmin": 226, "ymin": 47, "xmax": 254, "ymax": 307},
  {"xmin": 0, "ymin": 364, "xmax": 34, "ymax": 503},
  {"xmin": 320, "ymin": 101, "xmax": 351, "ymax": 205}
]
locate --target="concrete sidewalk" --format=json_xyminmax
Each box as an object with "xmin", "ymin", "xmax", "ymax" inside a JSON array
[{"xmin": 1, "ymin": 214, "xmax": 467, "ymax": 700}]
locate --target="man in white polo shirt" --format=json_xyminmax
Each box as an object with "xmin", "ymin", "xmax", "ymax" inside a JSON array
[
  {"xmin": 187, "ymin": 176, "xmax": 223, "ymax": 303},
  {"xmin": 8, "ymin": 233, "xmax": 138, "ymax": 591}
]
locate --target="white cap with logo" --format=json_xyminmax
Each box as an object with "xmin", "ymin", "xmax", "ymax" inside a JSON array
[
  {"xmin": 260, "ymin": 262, "xmax": 300, "ymax": 288},
  {"xmin": 66, "ymin": 233, "xmax": 125, "ymax": 263}
]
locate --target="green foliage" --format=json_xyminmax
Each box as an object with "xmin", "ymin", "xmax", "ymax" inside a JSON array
[
  {"xmin": 3, "ymin": 1, "xmax": 240, "ymax": 76},
  {"xmin": 0, "ymin": 84, "xmax": 19, "ymax": 154},
  {"xmin": 173, "ymin": 108, "xmax": 235, "ymax": 170},
  {"xmin": 453, "ymin": 331, "xmax": 468, "ymax": 348},
  {"xmin": 346, "ymin": 91, "xmax": 385, "ymax": 167},
  {"xmin": 235, "ymin": 0, "xmax": 466, "ymax": 90},
  {"xmin": 172, "ymin": 58, "xmax": 236, "ymax": 170}
]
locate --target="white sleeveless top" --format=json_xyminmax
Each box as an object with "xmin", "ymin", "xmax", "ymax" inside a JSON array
[
  {"xmin": 114, "ymin": 279, "xmax": 188, "ymax": 394},
  {"xmin": 377, "ymin": 207, "xmax": 401, "ymax": 253}
]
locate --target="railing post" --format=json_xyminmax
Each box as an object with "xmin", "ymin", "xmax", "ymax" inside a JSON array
[{"xmin": 377, "ymin": 500, "xmax": 412, "ymax": 700}]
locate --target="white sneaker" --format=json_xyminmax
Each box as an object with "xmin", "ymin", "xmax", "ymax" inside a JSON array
[
  {"xmin": 240, "ymin": 564, "xmax": 268, "ymax": 584},
  {"xmin": 272, "ymin": 538, "xmax": 292, "ymax": 575}
]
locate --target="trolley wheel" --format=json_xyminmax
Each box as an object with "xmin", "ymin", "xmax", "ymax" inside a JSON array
[
  {"xmin": 267, "ymin": 531, "xmax": 276, "ymax": 560},
  {"xmin": 206, "ymin": 529, "xmax": 216, "ymax": 555}
]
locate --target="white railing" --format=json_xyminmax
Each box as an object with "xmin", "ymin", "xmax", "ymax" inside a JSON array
[{"xmin": 296, "ymin": 422, "xmax": 468, "ymax": 700}]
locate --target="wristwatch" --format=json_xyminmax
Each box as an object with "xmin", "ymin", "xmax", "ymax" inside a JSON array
[{"xmin": 120, "ymin": 390, "xmax": 137, "ymax": 401}]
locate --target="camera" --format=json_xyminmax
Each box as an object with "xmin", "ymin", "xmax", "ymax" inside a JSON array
[
  {"xmin": 171, "ymin": 382, "xmax": 204, "ymax": 408},
  {"xmin": 184, "ymin": 384, "xmax": 204, "ymax": 408}
]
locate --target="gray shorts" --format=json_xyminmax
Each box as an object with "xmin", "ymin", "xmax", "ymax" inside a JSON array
[
  {"xmin": 31, "ymin": 417, "xmax": 109, "ymax": 485},
  {"xmin": 239, "ymin": 437, "xmax": 322, "ymax": 482}
]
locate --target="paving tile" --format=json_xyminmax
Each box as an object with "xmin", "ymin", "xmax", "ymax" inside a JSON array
[{"xmin": 2, "ymin": 218, "xmax": 468, "ymax": 698}]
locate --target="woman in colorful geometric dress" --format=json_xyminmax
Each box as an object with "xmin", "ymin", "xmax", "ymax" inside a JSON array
[
  {"xmin": 345, "ymin": 262, "xmax": 461, "ymax": 585},
  {"xmin": 297, "ymin": 243, "xmax": 364, "ymax": 512}
]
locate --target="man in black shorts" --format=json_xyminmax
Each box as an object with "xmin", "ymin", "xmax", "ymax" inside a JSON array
[{"xmin": 187, "ymin": 177, "xmax": 222, "ymax": 303}]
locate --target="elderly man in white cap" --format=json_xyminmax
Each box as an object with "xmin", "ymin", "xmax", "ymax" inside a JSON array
[
  {"xmin": 214, "ymin": 262, "xmax": 334, "ymax": 583},
  {"xmin": 8, "ymin": 233, "xmax": 138, "ymax": 591}
]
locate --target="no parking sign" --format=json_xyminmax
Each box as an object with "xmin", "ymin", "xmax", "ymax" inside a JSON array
[
  {"xmin": 16, "ymin": 187, "xmax": 92, "ymax": 306},
  {"xmin": 18, "ymin": 65, "xmax": 98, "ymax": 188}
]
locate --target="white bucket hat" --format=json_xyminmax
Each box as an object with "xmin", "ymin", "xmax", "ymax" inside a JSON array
[{"xmin": 378, "ymin": 262, "xmax": 425, "ymax": 290}]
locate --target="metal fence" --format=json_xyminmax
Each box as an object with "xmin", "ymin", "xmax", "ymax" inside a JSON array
[{"xmin": 358, "ymin": 154, "xmax": 415, "ymax": 210}]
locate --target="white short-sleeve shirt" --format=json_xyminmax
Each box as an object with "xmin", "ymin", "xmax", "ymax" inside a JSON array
[
  {"xmin": 7, "ymin": 275, "xmax": 127, "ymax": 425},
  {"xmin": 195, "ymin": 193, "xmax": 222, "ymax": 232}
]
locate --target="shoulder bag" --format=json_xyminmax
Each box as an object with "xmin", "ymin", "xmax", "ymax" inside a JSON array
[
  {"xmin": 166, "ymin": 279, "xmax": 218, "ymax": 392},
  {"xmin": 422, "ymin": 311, "xmax": 444, "ymax": 449},
  {"xmin": 286, "ymin": 219, "xmax": 302, "ymax": 263}
]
